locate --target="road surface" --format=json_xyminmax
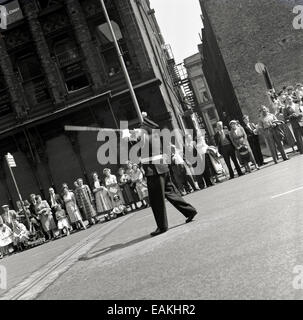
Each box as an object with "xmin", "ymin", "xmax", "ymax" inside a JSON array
[{"xmin": 1, "ymin": 155, "xmax": 303, "ymax": 300}]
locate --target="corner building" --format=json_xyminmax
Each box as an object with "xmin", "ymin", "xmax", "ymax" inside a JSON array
[
  {"xmin": 0, "ymin": 0, "xmax": 186, "ymax": 205},
  {"xmin": 199, "ymin": 0, "xmax": 303, "ymax": 124}
]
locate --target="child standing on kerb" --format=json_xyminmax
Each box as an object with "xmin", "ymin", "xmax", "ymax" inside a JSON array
[{"xmin": 55, "ymin": 204, "xmax": 71, "ymax": 237}]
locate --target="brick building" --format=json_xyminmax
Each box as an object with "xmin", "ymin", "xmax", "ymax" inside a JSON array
[
  {"xmin": 0, "ymin": 0, "xmax": 187, "ymax": 206},
  {"xmin": 199, "ymin": 0, "xmax": 303, "ymax": 124}
]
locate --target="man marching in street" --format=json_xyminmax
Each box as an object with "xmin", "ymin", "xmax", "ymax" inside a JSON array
[{"xmin": 126, "ymin": 114, "xmax": 198, "ymax": 237}]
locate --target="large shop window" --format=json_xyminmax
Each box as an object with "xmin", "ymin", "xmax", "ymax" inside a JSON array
[
  {"xmin": 96, "ymin": 21, "xmax": 132, "ymax": 77},
  {"xmin": 17, "ymin": 54, "xmax": 50, "ymax": 106},
  {"xmin": 0, "ymin": 72, "xmax": 12, "ymax": 116},
  {"xmin": 54, "ymin": 39, "xmax": 90, "ymax": 93}
]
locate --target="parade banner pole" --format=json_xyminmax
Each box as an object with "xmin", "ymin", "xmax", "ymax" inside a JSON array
[
  {"xmin": 5, "ymin": 153, "xmax": 30, "ymax": 228},
  {"xmin": 99, "ymin": 0, "xmax": 144, "ymax": 124}
]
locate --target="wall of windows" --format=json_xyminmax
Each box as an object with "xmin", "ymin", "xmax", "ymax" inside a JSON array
[{"xmin": 53, "ymin": 37, "xmax": 90, "ymax": 93}]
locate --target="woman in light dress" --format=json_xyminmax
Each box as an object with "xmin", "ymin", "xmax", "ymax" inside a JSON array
[
  {"xmin": 0, "ymin": 216, "xmax": 13, "ymax": 258},
  {"xmin": 130, "ymin": 163, "xmax": 149, "ymax": 207},
  {"xmin": 35, "ymin": 195, "xmax": 57, "ymax": 241},
  {"xmin": 62, "ymin": 186, "xmax": 86, "ymax": 231},
  {"xmin": 104, "ymin": 168, "xmax": 125, "ymax": 205},
  {"xmin": 229, "ymin": 120, "xmax": 259, "ymax": 173},
  {"xmin": 92, "ymin": 172, "xmax": 113, "ymax": 215}
]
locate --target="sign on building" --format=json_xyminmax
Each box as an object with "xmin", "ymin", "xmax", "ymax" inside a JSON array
[
  {"xmin": 6, "ymin": 153, "xmax": 16, "ymax": 168},
  {"xmin": 0, "ymin": 0, "xmax": 23, "ymax": 30}
]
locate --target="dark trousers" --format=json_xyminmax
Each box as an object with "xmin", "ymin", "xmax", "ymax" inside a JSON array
[
  {"xmin": 221, "ymin": 144, "xmax": 243, "ymax": 178},
  {"xmin": 196, "ymin": 163, "xmax": 213, "ymax": 188},
  {"xmin": 264, "ymin": 128, "xmax": 288, "ymax": 163},
  {"xmin": 147, "ymin": 172, "xmax": 197, "ymax": 230},
  {"xmin": 248, "ymin": 136, "xmax": 264, "ymax": 166},
  {"xmin": 291, "ymin": 125, "xmax": 303, "ymax": 154}
]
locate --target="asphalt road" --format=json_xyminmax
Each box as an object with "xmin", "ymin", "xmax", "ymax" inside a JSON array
[{"xmin": 2, "ymin": 155, "xmax": 303, "ymax": 300}]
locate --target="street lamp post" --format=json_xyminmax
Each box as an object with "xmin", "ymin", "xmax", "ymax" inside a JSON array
[
  {"xmin": 5, "ymin": 153, "xmax": 30, "ymax": 228},
  {"xmin": 99, "ymin": 0, "xmax": 143, "ymax": 124}
]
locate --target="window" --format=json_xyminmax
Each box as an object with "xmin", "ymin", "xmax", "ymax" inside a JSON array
[
  {"xmin": 207, "ymin": 107, "xmax": 217, "ymax": 121},
  {"xmin": 198, "ymin": 87, "xmax": 210, "ymax": 103},
  {"xmin": 0, "ymin": 72, "xmax": 12, "ymax": 116},
  {"xmin": 17, "ymin": 54, "xmax": 50, "ymax": 106},
  {"xmin": 54, "ymin": 39, "xmax": 90, "ymax": 93},
  {"xmin": 95, "ymin": 21, "xmax": 131, "ymax": 76},
  {"xmin": 36, "ymin": 0, "xmax": 61, "ymax": 10}
]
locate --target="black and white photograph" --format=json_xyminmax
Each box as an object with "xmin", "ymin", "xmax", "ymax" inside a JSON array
[{"xmin": 0, "ymin": 0, "xmax": 302, "ymax": 308}]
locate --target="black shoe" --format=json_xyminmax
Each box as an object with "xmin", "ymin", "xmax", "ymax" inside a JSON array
[
  {"xmin": 186, "ymin": 211, "xmax": 197, "ymax": 224},
  {"xmin": 150, "ymin": 228, "xmax": 168, "ymax": 237}
]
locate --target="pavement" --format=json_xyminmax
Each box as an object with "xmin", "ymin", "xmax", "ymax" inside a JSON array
[{"xmin": 1, "ymin": 153, "xmax": 303, "ymax": 300}]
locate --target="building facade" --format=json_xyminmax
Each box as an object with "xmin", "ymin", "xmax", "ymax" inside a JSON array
[
  {"xmin": 184, "ymin": 52, "xmax": 218, "ymax": 139},
  {"xmin": 0, "ymin": 0, "xmax": 187, "ymax": 206},
  {"xmin": 199, "ymin": 0, "xmax": 303, "ymax": 124}
]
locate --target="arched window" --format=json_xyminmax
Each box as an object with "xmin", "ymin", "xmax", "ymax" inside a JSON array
[
  {"xmin": 0, "ymin": 71, "xmax": 12, "ymax": 116},
  {"xmin": 53, "ymin": 38, "xmax": 90, "ymax": 93},
  {"xmin": 95, "ymin": 20, "xmax": 131, "ymax": 76},
  {"xmin": 17, "ymin": 54, "xmax": 50, "ymax": 106}
]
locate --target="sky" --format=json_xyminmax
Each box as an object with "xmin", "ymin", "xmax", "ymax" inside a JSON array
[{"xmin": 150, "ymin": 0, "xmax": 203, "ymax": 64}]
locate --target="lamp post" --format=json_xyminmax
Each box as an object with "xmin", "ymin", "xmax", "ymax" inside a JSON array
[
  {"xmin": 5, "ymin": 153, "xmax": 30, "ymax": 228},
  {"xmin": 99, "ymin": 0, "xmax": 143, "ymax": 124}
]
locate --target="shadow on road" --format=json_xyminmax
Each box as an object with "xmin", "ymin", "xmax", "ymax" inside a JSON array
[{"xmin": 78, "ymin": 223, "xmax": 185, "ymax": 262}]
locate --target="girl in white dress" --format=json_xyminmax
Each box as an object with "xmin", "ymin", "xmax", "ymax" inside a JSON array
[
  {"xmin": 131, "ymin": 164, "xmax": 149, "ymax": 207},
  {"xmin": 55, "ymin": 204, "xmax": 72, "ymax": 236}
]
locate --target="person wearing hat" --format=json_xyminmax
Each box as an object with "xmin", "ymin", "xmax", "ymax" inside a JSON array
[{"xmin": 127, "ymin": 115, "xmax": 198, "ymax": 236}]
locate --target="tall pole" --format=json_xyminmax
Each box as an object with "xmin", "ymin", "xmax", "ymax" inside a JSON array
[
  {"xmin": 5, "ymin": 154, "xmax": 30, "ymax": 228},
  {"xmin": 99, "ymin": 0, "xmax": 144, "ymax": 124}
]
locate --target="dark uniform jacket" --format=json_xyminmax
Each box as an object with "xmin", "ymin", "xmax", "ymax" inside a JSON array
[{"xmin": 139, "ymin": 119, "xmax": 169, "ymax": 177}]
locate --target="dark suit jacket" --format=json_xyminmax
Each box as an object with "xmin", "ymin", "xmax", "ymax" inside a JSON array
[
  {"xmin": 214, "ymin": 131, "xmax": 234, "ymax": 155},
  {"xmin": 243, "ymin": 123, "xmax": 257, "ymax": 138}
]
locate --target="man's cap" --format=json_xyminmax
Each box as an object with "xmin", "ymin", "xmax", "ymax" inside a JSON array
[{"xmin": 2, "ymin": 205, "xmax": 8, "ymax": 209}]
